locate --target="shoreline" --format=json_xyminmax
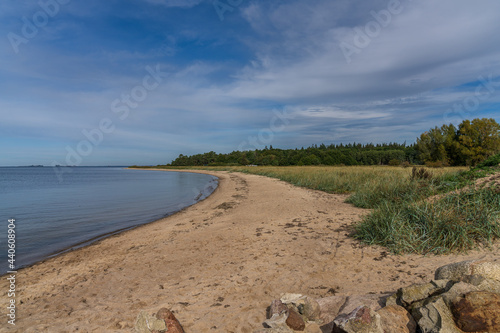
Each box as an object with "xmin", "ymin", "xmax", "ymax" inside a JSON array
[
  {"xmin": 0, "ymin": 168, "xmax": 219, "ymax": 277},
  {"xmin": 1, "ymin": 170, "xmax": 498, "ymax": 332}
]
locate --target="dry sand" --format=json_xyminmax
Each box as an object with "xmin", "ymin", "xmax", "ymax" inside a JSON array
[{"xmin": 1, "ymin": 169, "xmax": 498, "ymax": 332}]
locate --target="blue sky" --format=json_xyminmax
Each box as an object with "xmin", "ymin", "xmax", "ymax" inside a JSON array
[{"xmin": 1, "ymin": 0, "xmax": 500, "ymax": 166}]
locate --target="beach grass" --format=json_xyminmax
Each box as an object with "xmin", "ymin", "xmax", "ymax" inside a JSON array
[
  {"xmin": 140, "ymin": 164, "xmax": 500, "ymax": 254},
  {"xmin": 354, "ymin": 188, "xmax": 500, "ymax": 254}
]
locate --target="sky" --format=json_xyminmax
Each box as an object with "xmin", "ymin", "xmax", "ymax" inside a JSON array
[{"xmin": 1, "ymin": 0, "xmax": 500, "ymax": 166}]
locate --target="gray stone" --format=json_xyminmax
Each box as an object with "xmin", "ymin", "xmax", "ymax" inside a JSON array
[
  {"xmin": 385, "ymin": 293, "xmax": 400, "ymax": 307},
  {"xmin": 412, "ymin": 297, "xmax": 462, "ymax": 333},
  {"xmin": 398, "ymin": 280, "xmax": 454, "ymax": 307},
  {"xmin": 264, "ymin": 313, "xmax": 294, "ymax": 333},
  {"xmin": 461, "ymin": 274, "xmax": 500, "ymax": 294},
  {"xmin": 440, "ymin": 281, "xmax": 479, "ymax": 307},
  {"xmin": 435, "ymin": 260, "xmax": 500, "ymax": 282}
]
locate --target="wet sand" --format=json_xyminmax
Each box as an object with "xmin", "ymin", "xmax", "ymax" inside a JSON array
[{"xmin": 1, "ymin": 169, "xmax": 498, "ymax": 332}]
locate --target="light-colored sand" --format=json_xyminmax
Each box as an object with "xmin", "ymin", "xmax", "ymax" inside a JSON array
[{"xmin": 1, "ymin": 170, "xmax": 498, "ymax": 333}]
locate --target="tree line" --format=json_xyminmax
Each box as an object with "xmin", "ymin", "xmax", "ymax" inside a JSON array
[{"xmin": 168, "ymin": 118, "xmax": 500, "ymax": 167}]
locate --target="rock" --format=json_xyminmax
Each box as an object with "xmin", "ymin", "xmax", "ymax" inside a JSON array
[
  {"xmin": 461, "ymin": 274, "xmax": 500, "ymax": 294},
  {"xmin": 451, "ymin": 291, "xmax": 500, "ymax": 332},
  {"xmin": 281, "ymin": 293, "xmax": 305, "ymax": 304},
  {"xmin": 377, "ymin": 305, "xmax": 416, "ymax": 333},
  {"xmin": 316, "ymin": 295, "xmax": 347, "ymax": 333},
  {"xmin": 440, "ymin": 281, "xmax": 479, "ymax": 307},
  {"xmin": 254, "ymin": 328, "xmax": 294, "ymax": 333},
  {"xmin": 301, "ymin": 297, "xmax": 321, "ymax": 321},
  {"xmin": 268, "ymin": 300, "xmax": 288, "ymax": 319},
  {"xmin": 385, "ymin": 293, "xmax": 400, "ymax": 307},
  {"xmin": 316, "ymin": 295, "xmax": 347, "ymax": 323},
  {"xmin": 412, "ymin": 297, "xmax": 462, "ymax": 333},
  {"xmin": 286, "ymin": 307, "xmax": 306, "ymax": 331},
  {"xmin": 435, "ymin": 260, "xmax": 500, "ymax": 282},
  {"xmin": 338, "ymin": 294, "xmax": 385, "ymax": 315},
  {"xmin": 156, "ymin": 308, "xmax": 184, "ymax": 333},
  {"xmin": 304, "ymin": 322, "xmax": 322, "ymax": 333},
  {"xmin": 134, "ymin": 311, "xmax": 167, "ymax": 333},
  {"xmin": 332, "ymin": 306, "xmax": 383, "ymax": 333},
  {"xmin": 280, "ymin": 293, "xmax": 321, "ymax": 321},
  {"xmin": 264, "ymin": 313, "xmax": 294, "ymax": 332},
  {"xmin": 397, "ymin": 280, "xmax": 454, "ymax": 307}
]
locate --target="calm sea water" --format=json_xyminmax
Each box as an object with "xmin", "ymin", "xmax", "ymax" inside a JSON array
[{"xmin": 0, "ymin": 167, "xmax": 217, "ymax": 275}]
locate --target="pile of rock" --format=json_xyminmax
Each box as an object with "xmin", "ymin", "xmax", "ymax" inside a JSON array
[
  {"xmin": 135, "ymin": 308, "xmax": 184, "ymax": 333},
  {"xmin": 255, "ymin": 259, "xmax": 500, "ymax": 333}
]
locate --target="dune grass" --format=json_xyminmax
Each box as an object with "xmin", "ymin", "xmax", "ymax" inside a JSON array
[
  {"xmin": 354, "ymin": 188, "xmax": 500, "ymax": 254},
  {"xmin": 143, "ymin": 164, "xmax": 499, "ymax": 254}
]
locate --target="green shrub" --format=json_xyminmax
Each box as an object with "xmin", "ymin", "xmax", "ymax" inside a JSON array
[
  {"xmin": 476, "ymin": 153, "xmax": 500, "ymax": 168},
  {"xmin": 388, "ymin": 159, "xmax": 401, "ymax": 166}
]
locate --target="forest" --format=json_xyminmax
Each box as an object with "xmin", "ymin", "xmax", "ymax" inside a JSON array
[{"xmin": 168, "ymin": 118, "xmax": 500, "ymax": 167}]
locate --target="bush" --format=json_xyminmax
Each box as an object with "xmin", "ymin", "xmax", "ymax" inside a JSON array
[
  {"xmin": 476, "ymin": 153, "xmax": 500, "ymax": 168},
  {"xmin": 388, "ymin": 159, "xmax": 401, "ymax": 166},
  {"xmin": 401, "ymin": 161, "xmax": 411, "ymax": 168}
]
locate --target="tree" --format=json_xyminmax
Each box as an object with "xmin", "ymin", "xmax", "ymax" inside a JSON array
[
  {"xmin": 416, "ymin": 126, "xmax": 448, "ymax": 164},
  {"xmin": 457, "ymin": 118, "xmax": 500, "ymax": 165},
  {"xmin": 415, "ymin": 119, "xmax": 500, "ymax": 166}
]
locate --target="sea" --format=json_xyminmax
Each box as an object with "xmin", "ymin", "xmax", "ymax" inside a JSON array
[{"xmin": 0, "ymin": 167, "xmax": 218, "ymax": 275}]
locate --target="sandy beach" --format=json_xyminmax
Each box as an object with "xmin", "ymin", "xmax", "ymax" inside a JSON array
[{"xmin": 1, "ymin": 169, "xmax": 498, "ymax": 333}]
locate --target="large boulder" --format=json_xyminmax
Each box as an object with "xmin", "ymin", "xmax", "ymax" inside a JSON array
[
  {"xmin": 435, "ymin": 260, "xmax": 500, "ymax": 282},
  {"xmin": 377, "ymin": 305, "xmax": 416, "ymax": 333},
  {"xmin": 451, "ymin": 291, "xmax": 500, "ymax": 332}
]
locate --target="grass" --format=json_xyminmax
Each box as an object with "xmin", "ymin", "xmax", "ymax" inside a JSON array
[
  {"xmin": 137, "ymin": 163, "xmax": 499, "ymax": 254},
  {"xmin": 355, "ymin": 188, "xmax": 500, "ymax": 254}
]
